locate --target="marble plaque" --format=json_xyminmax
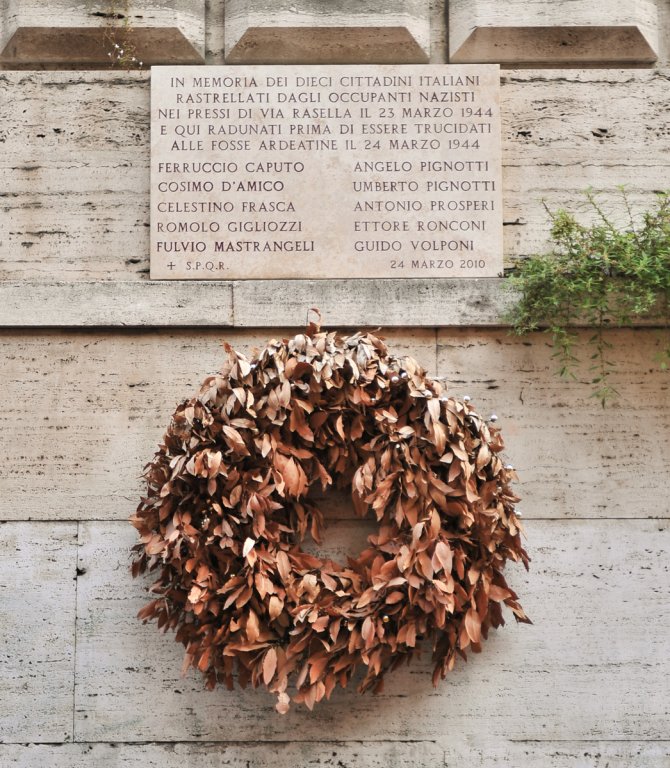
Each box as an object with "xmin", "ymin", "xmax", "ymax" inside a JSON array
[{"xmin": 150, "ymin": 65, "xmax": 503, "ymax": 279}]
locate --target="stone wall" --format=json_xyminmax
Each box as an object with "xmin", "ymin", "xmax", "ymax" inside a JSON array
[{"xmin": 1, "ymin": 2, "xmax": 669, "ymax": 766}]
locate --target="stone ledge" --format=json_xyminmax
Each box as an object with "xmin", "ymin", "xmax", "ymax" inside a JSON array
[
  {"xmin": 0, "ymin": 281, "xmax": 233, "ymax": 327},
  {"xmin": 232, "ymin": 278, "xmax": 513, "ymax": 326},
  {"xmin": 0, "ymin": 0, "xmax": 205, "ymax": 67},
  {"xmin": 224, "ymin": 0, "xmax": 430, "ymax": 64},
  {"xmin": 2, "ymin": 279, "xmax": 665, "ymax": 329},
  {"xmin": 0, "ymin": 279, "xmax": 514, "ymax": 327},
  {"xmin": 449, "ymin": 0, "xmax": 659, "ymax": 65},
  {"xmin": 0, "ymin": 27, "xmax": 204, "ymax": 68}
]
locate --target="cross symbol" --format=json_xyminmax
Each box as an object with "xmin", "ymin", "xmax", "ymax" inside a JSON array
[{"xmin": 167, "ymin": 262, "xmax": 176, "ymax": 270}]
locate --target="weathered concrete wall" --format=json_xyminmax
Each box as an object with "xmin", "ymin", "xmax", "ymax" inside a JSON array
[{"xmin": 1, "ymin": 1, "xmax": 669, "ymax": 766}]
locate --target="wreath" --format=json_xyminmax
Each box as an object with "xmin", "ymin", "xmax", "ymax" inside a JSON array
[{"xmin": 131, "ymin": 320, "xmax": 530, "ymax": 713}]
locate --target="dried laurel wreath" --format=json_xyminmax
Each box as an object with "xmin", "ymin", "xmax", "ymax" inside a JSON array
[{"xmin": 131, "ymin": 323, "xmax": 530, "ymax": 713}]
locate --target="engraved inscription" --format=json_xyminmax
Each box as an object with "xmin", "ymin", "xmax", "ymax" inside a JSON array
[{"xmin": 150, "ymin": 65, "xmax": 503, "ymax": 279}]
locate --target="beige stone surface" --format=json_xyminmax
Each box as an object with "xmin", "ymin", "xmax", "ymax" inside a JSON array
[
  {"xmin": 658, "ymin": 0, "xmax": 670, "ymax": 65},
  {"xmin": 0, "ymin": 523, "xmax": 77, "ymax": 743},
  {"xmin": 230, "ymin": 277, "xmax": 515, "ymax": 326},
  {"xmin": 0, "ymin": 742, "xmax": 445, "ymax": 767},
  {"xmin": 224, "ymin": 0, "xmax": 430, "ymax": 64},
  {"xmin": 429, "ymin": 0, "xmax": 447, "ymax": 64},
  {"xmin": 437, "ymin": 329, "xmax": 670, "ymax": 520},
  {"xmin": 150, "ymin": 65, "xmax": 503, "ymax": 279},
  {"xmin": 205, "ymin": 0, "xmax": 225, "ymax": 64},
  {"xmin": 1, "ymin": 6, "xmax": 670, "ymax": 763},
  {"xmin": 0, "ymin": 281, "xmax": 234, "ymax": 326},
  {"xmin": 440, "ymin": 740, "xmax": 670, "ymax": 767},
  {"xmin": 449, "ymin": 0, "xmax": 659, "ymax": 64},
  {"xmin": 73, "ymin": 519, "xmax": 669, "ymax": 741},
  {"xmin": 500, "ymin": 69, "xmax": 670, "ymax": 266},
  {"xmin": 1, "ymin": 740, "xmax": 668, "ymax": 767},
  {"xmin": 1, "ymin": 328, "xmax": 668, "ymax": 523},
  {"xmin": 0, "ymin": 328, "xmax": 436, "ymax": 521},
  {"xmin": 2, "ymin": 70, "xmax": 669, "ymax": 285},
  {"xmin": 0, "ymin": 0, "xmax": 205, "ymax": 66},
  {"xmin": 0, "ymin": 278, "xmax": 513, "ymax": 327}
]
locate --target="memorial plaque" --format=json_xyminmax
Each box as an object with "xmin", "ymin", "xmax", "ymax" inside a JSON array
[{"xmin": 150, "ymin": 65, "xmax": 503, "ymax": 279}]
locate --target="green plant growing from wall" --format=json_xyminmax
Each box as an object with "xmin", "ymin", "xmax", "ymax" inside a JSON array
[
  {"xmin": 507, "ymin": 189, "xmax": 670, "ymax": 406},
  {"xmin": 103, "ymin": 0, "xmax": 143, "ymax": 69}
]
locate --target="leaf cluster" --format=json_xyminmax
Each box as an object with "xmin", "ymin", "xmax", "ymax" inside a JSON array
[
  {"xmin": 508, "ymin": 190, "xmax": 670, "ymax": 405},
  {"xmin": 131, "ymin": 325, "xmax": 529, "ymax": 713}
]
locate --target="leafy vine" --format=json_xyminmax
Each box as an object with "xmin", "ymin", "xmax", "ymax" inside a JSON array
[{"xmin": 507, "ymin": 189, "xmax": 670, "ymax": 405}]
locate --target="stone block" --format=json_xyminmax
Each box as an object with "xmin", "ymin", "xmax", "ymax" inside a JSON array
[
  {"xmin": 1, "ymin": 742, "xmax": 669, "ymax": 768},
  {"xmin": 0, "ymin": 0, "xmax": 204, "ymax": 67},
  {"xmin": 0, "ymin": 523, "xmax": 77, "ymax": 742},
  {"xmin": 448, "ymin": 0, "xmax": 659, "ymax": 64},
  {"xmin": 74, "ymin": 520, "xmax": 670, "ymax": 741},
  {"xmin": 0, "ymin": 743, "xmax": 447, "ymax": 768},
  {"xmin": 0, "ymin": 329, "xmax": 433, "ymax": 521},
  {"xmin": 224, "ymin": 0, "xmax": 430, "ymax": 64},
  {"xmin": 436, "ymin": 328, "xmax": 670, "ymax": 520}
]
